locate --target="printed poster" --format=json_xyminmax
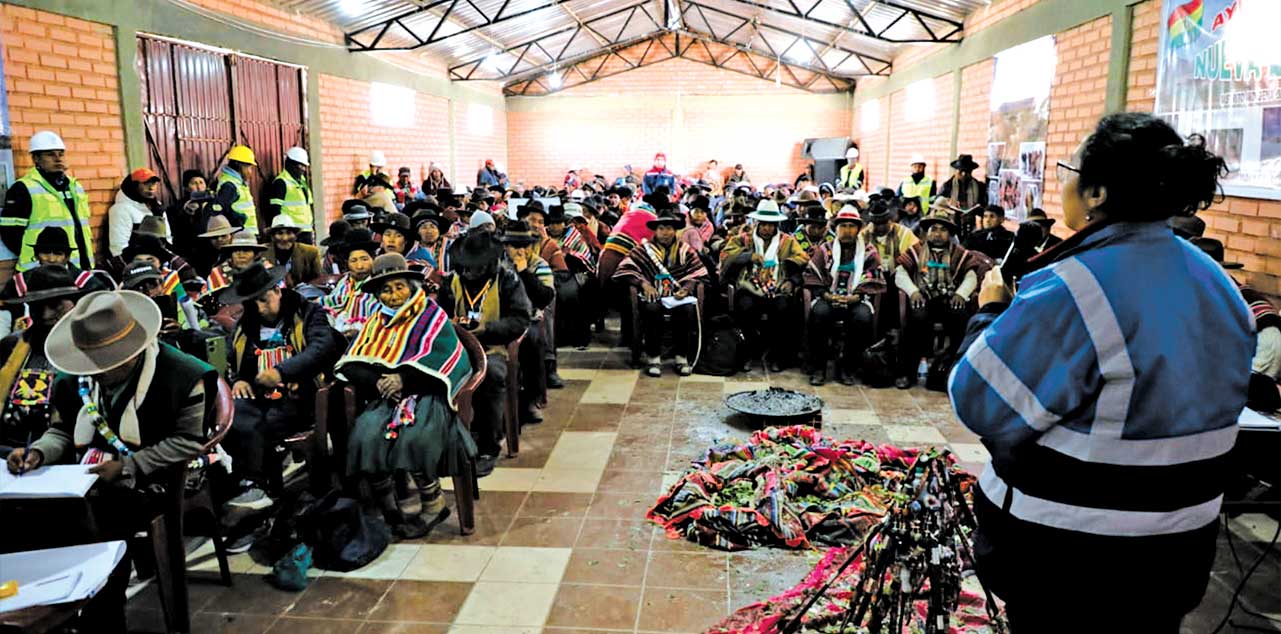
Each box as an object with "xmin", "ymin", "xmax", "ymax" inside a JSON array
[
  {"xmin": 987, "ymin": 36, "xmax": 1055, "ymax": 221},
  {"xmin": 1155, "ymin": 0, "xmax": 1281, "ymax": 200}
]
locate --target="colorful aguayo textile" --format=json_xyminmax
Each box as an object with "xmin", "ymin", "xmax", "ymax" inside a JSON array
[{"xmin": 646, "ymin": 426, "xmax": 974, "ymax": 551}]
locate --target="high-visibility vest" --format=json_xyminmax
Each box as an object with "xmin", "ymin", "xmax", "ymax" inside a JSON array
[
  {"xmin": 217, "ymin": 168, "xmax": 257, "ymax": 233},
  {"xmin": 839, "ymin": 163, "xmax": 864, "ymax": 189},
  {"xmin": 270, "ymin": 169, "xmax": 313, "ymax": 229},
  {"xmin": 3, "ymin": 168, "xmax": 93, "ymax": 271},
  {"xmin": 899, "ymin": 176, "xmax": 934, "ymax": 215}
]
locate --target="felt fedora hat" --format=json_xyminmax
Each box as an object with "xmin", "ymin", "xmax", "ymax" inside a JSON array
[
  {"xmin": 198, "ymin": 214, "xmax": 238, "ymax": 238},
  {"xmin": 267, "ymin": 215, "xmax": 304, "ymax": 235},
  {"xmin": 371, "ymin": 212, "xmax": 413, "ymax": 235},
  {"xmin": 220, "ymin": 230, "xmax": 267, "ymax": 253},
  {"xmin": 499, "ymin": 220, "xmax": 540, "ymax": 246},
  {"xmin": 1192, "ymin": 237, "xmax": 1243, "ymax": 270},
  {"xmin": 917, "ymin": 209, "xmax": 958, "ymax": 233},
  {"xmin": 27, "ymin": 226, "xmax": 72, "ymax": 253},
  {"xmin": 950, "ymin": 154, "xmax": 980, "ymax": 171},
  {"xmin": 796, "ymin": 203, "xmax": 829, "ymax": 224},
  {"xmin": 216, "ymin": 261, "xmax": 288, "ymax": 304},
  {"xmin": 46, "ymin": 290, "xmax": 161, "ymax": 375},
  {"xmin": 645, "ymin": 210, "xmax": 686, "ymax": 230},
  {"xmin": 333, "ymin": 228, "xmax": 380, "ymax": 259},
  {"xmin": 449, "ymin": 230, "xmax": 504, "ymax": 271},
  {"xmin": 5, "ymin": 264, "xmax": 83, "ymax": 306},
  {"xmin": 362, "ymin": 253, "xmax": 422, "ymax": 294}
]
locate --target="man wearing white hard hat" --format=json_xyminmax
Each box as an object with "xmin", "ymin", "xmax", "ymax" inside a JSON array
[
  {"xmin": 0, "ymin": 130, "xmax": 95, "ymax": 272},
  {"xmin": 838, "ymin": 146, "xmax": 865, "ymax": 191},
  {"xmin": 897, "ymin": 154, "xmax": 936, "ymax": 215},
  {"xmin": 267, "ymin": 146, "xmax": 315, "ymax": 244},
  {"xmin": 354, "ymin": 150, "xmax": 388, "ymax": 198}
]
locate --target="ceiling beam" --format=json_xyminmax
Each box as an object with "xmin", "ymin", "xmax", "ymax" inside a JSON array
[{"xmin": 347, "ymin": 0, "xmax": 577, "ymax": 51}]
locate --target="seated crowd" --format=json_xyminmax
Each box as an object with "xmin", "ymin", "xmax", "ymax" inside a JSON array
[{"xmin": 1, "ymin": 133, "xmax": 1278, "ymax": 631}]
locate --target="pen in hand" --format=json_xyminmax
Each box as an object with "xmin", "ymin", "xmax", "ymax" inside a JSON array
[{"xmin": 19, "ymin": 430, "xmax": 32, "ymax": 476}]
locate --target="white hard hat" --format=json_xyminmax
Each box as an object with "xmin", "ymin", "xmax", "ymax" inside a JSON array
[
  {"xmin": 29, "ymin": 130, "xmax": 66, "ymax": 152},
  {"xmin": 370, "ymin": 151, "xmax": 387, "ymax": 167},
  {"xmin": 846, "ymin": 147, "xmax": 859, "ymax": 159},
  {"xmin": 286, "ymin": 146, "xmax": 309, "ymax": 166},
  {"xmin": 909, "ymin": 154, "xmax": 926, "ymax": 165},
  {"xmin": 570, "ymin": 189, "xmax": 585, "ymax": 201}
]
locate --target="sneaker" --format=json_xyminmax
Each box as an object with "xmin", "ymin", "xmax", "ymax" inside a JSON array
[
  {"xmin": 545, "ymin": 361, "xmax": 565, "ymax": 389},
  {"xmin": 476, "ymin": 454, "xmax": 499, "ymax": 478},
  {"xmin": 645, "ymin": 355, "xmax": 662, "ymax": 377},
  {"xmin": 281, "ymin": 456, "xmax": 307, "ymax": 482},
  {"xmin": 809, "ymin": 370, "xmax": 826, "ymax": 386},
  {"xmin": 838, "ymin": 369, "xmax": 857, "ymax": 386},
  {"xmin": 520, "ymin": 407, "xmax": 544, "ymax": 426},
  {"xmin": 895, "ymin": 376, "xmax": 912, "ymax": 390},
  {"xmin": 674, "ymin": 356, "xmax": 692, "ymax": 376},
  {"xmin": 226, "ymin": 486, "xmax": 274, "ymax": 511},
  {"xmin": 225, "ymin": 521, "xmax": 267, "ymax": 554}
]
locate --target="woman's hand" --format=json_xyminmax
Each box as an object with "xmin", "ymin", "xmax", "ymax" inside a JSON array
[
  {"xmin": 377, "ymin": 373, "xmax": 404, "ymax": 400},
  {"xmin": 87, "ymin": 460, "xmax": 124, "ymax": 483},
  {"xmin": 673, "ymin": 287, "xmax": 690, "ymax": 300},
  {"xmin": 950, "ymin": 293, "xmax": 968, "ymax": 311},
  {"xmin": 232, "ymin": 380, "xmax": 255, "ymax": 399},
  {"xmin": 641, "ymin": 283, "xmax": 658, "ymax": 302},
  {"xmin": 979, "ymin": 267, "xmax": 1013, "ymax": 307},
  {"xmin": 910, "ymin": 291, "xmax": 926, "ymax": 310}
]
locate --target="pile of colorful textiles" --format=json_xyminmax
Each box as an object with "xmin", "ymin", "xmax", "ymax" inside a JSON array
[
  {"xmin": 706, "ymin": 546, "xmax": 1002, "ymax": 634},
  {"xmin": 646, "ymin": 425, "xmax": 975, "ymax": 551}
]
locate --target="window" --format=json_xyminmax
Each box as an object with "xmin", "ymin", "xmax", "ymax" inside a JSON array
[
  {"xmin": 904, "ymin": 79, "xmax": 935, "ymax": 122},
  {"xmin": 370, "ymin": 82, "xmax": 414, "ymax": 128},
  {"xmin": 468, "ymin": 104, "xmax": 493, "ymax": 137},
  {"xmin": 860, "ymin": 99, "xmax": 880, "ymax": 133}
]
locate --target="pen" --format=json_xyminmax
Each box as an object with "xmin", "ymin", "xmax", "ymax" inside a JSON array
[{"xmin": 19, "ymin": 430, "xmax": 32, "ymax": 476}]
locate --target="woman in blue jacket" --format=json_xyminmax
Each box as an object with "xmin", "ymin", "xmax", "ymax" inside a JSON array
[{"xmin": 949, "ymin": 112, "xmax": 1253, "ymax": 631}]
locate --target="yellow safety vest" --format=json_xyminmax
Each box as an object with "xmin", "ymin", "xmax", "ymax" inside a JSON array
[
  {"xmin": 4, "ymin": 168, "xmax": 93, "ymax": 271},
  {"xmin": 899, "ymin": 176, "xmax": 934, "ymax": 215},
  {"xmin": 217, "ymin": 169, "xmax": 258, "ymax": 233},
  {"xmin": 270, "ymin": 169, "xmax": 313, "ymax": 230},
  {"xmin": 840, "ymin": 163, "xmax": 864, "ymax": 189}
]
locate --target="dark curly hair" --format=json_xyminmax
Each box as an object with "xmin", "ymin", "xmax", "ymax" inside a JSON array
[{"xmin": 1077, "ymin": 112, "xmax": 1227, "ymax": 222}]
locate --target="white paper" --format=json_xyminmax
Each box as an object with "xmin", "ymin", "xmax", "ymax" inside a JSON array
[
  {"xmin": 0, "ymin": 465, "xmax": 98, "ymax": 499},
  {"xmin": 0, "ymin": 541, "xmax": 127, "ymax": 613},
  {"xmin": 1238, "ymin": 408, "xmax": 1281, "ymax": 430},
  {"xmin": 660, "ymin": 295, "xmax": 697, "ymax": 309}
]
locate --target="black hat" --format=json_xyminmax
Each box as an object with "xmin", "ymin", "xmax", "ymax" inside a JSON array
[
  {"xmin": 689, "ymin": 195, "xmax": 711, "ymax": 212},
  {"xmin": 796, "ymin": 204, "xmax": 829, "ymax": 224},
  {"xmin": 1192, "ymin": 237, "xmax": 1243, "ymax": 269},
  {"xmin": 409, "ymin": 203, "xmax": 451, "ymax": 232},
  {"xmin": 499, "ymin": 220, "xmax": 539, "ymax": 247},
  {"xmin": 403, "ymin": 200, "xmax": 443, "ymax": 217},
  {"xmin": 371, "ymin": 212, "xmax": 413, "ymax": 236},
  {"xmin": 642, "ymin": 191, "xmax": 671, "ymax": 212},
  {"xmin": 333, "ymin": 228, "xmax": 380, "ymax": 260},
  {"xmin": 449, "ymin": 230, "xmax": 504, "ymax": 272},
  {"xmin": 864, "ymin": 197, "xmax": 899, "ymax": 223},
  {"xmin": 320, "ymin": 220, "xmax": 351, "ymax": 247},
  {"xmin": 28, "ymin": 227, "xmax": 71, "ymax": 254},
  {"xmin": 1168, "ymin": 215, "xmax": 1205, "ymax": 240},
  {"xmin": 645, "ymin": 211, "xmax": 686, "ymax": 230},
  {"xmin": 516, "ymin": 200, "xmax": 547, "ymax": 219},
  {"xmin": 121, "ymin": 234, "xmax": 172, "ymax": 263},
  {"xmin": 121, "ymin": 258, "xmax": 164, "ymax": 290},
  {"xmin": 363, "ymin": 253, "xmax": 423, "ymax": 295},
  {"xmin": 546, "ymin": 205, "xmax": 569, "ymax": 224},
  {"xmin": 5, "ymin": 265, "xmax": 84, "ymax": 306},
  {"xmin": 216, "ymin": 261, "xmax": 288, "ymax": 304},
  {"xmin": 1026, "ymin": 207, "xmax": 1057, "ymax": 229},
  {"xmin": 950, "ymin": 154, "xmax": 980, "ymax": 171}
]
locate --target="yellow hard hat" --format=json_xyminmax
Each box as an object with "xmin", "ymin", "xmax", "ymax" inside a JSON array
[{"xmin": 227, "ymin": 145, "xmax": 257, "ymax": 166}]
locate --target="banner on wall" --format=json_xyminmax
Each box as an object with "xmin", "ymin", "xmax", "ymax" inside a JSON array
[
  {"xmin": 986, "ymin": 36, "xmax": 1055, "ymax": 222},
  {"xmin": 1155, "ymin": 0, "xmax": 1281, "ymax": 200}
]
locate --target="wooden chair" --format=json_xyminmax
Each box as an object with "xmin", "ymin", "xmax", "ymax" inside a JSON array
[
  {"xmin": 504, "ymin": 333, "xmax": 525, "ymax": 457},
  {"xmin": 278, "ymin": 383, "xmax": 337, "ymax": 495},
  {"xmin": 148, "ymin": 376, "xmax": 235, "ymax": 634},
  {"xmin": 454, "ymin": 328, "xmax": 488, "ymax": 535},
  {"xmin": 628, "ymin": 285, "xmax": 705, "ymax": 367}
]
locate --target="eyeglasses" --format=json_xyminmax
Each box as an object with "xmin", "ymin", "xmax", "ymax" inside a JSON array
[{"xmin": 1056, "ymin": 160, "xmax": 1079, "ymax": 182}]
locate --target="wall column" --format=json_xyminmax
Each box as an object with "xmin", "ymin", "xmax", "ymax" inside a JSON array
[{"xmin": 1105, "ymin": 4, "xmax": 1135, "ymax": 113}]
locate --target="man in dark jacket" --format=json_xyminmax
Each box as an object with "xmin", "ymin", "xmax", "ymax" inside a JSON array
[
  {"xmin": 500, "ymin": 220, "xmax": 558, "ymax": 425},
  {"xmin": 218, "ymin": 262, "xmax": 342, "ymax": 509},
  {"xmin": 963, "ymin": 205, "xmax": 1016, "ymax": 262},
  {"xmin": 437, "ymin": 231, "xmax": 531, "ymax": 475}
]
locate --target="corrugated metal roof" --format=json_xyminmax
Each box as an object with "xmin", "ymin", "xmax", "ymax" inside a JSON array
[{"xmin": 272, "ymin": 0, "xmax": 986, "ymax": 79}]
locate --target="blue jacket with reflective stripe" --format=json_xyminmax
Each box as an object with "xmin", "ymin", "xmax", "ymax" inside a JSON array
[{"xmin": 949, "ymin": 222, "xmax": 1253, "ymax": 533}]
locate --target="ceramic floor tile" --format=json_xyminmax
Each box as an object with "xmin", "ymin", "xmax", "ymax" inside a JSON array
[
  {"xmin": 826, "ymin": 409, "xmax": 883, "ymax": 426},
  {"xmin": 531, "ymin": 468, "xmax": 607, "ymax": 493},
  {"xmin": 187, "ymin": 539, "xmax": 261, "ymax": 575},
  {"xmin": 288, "ymin": 578, "xmax": 392, "ymax": 619},
  {"xmin": 558, "ymin": 368, "xmax": 598, "ymax": 381},
  {"xmin": 637, "ymin": 588, "xmax": 729, "ymax": 632},
  {"xmin": 447, "ymin": 627, "xmax": 543, "ymax": 634},
  {"xmin": 883, "ymin": 424, "xmax": 948, "ymax": 445},
  {"xmin": 722, "ymin": 380, "xmax": 770, "ymax": 394},
  {"xmin": 367, "ymin": 580, "xmax": 473, "ymax": 622},
  {"xmin": 479, "ymin": 546, "xmax": 573, "ymax": 584},
  {"xmin": 267, "ymin": 617, "xmax": 364, "ymax": 633},
  {"xmin": 950, "ymin": 443, "xmax": 991, "ymax": 464},
  {"xmin": 360, "ymin": 623, "xmax": 451, "ymax": 634},
  {"xmin": 326, "ymin": 544, "xmax": 420, "ymax": 579},
  {"xmin": 454, "ymin": 581, "xmax": 562, "ymax": 626},
  {"xmin": 579, "ymin": 381, "xmax": 638, "ymax": 404},
  {"xmin": 562, "ymin": 548, "xmax": 648, "ymax": 586},
  {"xmin": 679, "ymin": 374, "xmax": 725, "ymax": 383},
  {"xmin": 544, "ymin": 431, "xmax": 619, "ymax": 471},
  {"xmin": 443, "ymin": 468, "xmax": 541, "ymax": 492},
  {"xmin": 501, "ymin": 516, "xmax": 584, "ymax": 548},
  {"xmin": 400, "ymin": 545, "xmax": 497, "ymax": 582},
  {"xmin": 545, "ymin": 583, "xmax": 643, "ymax": 629}
]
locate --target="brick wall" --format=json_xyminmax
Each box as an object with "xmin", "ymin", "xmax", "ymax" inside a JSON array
[
  {"xmin": 884, "ymin": 72, "xmax": 954, "ymax": 192},
  {"xmin": 454, "ymin": 102, "xmax": 510, "ymax": 187},
  {"xmin": 185, "ymin": 0, "xmax": 345, "ymax": 44},
  {"xmin": 317, "ymin": 74, "xmax": 451, "ymax": 223},
  {"xmin": 506, "ymin": 58, "xmax": 850, "ymax": 187},
  {"xmin": 1041, "ymin": 15, "xmax": 1111, "ymax": 226},
  {"xmin": 1123, "ymin": 0, "xmax": 1281, "ymax": 295},
  {"xmin": 851, "ymin": 95, "xmax": 890, "ymax": 189},
  {"xmin": 1, "ymin": 5, "xmax": 125, "ymax": 246},
  {"xmin": 955, "ymin": 59, "xmax": 994, "ymax": 176}
]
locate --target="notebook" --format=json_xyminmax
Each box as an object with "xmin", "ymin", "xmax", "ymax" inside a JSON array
[
  {"xmin": 0, "ymin": 464, "xmax": 99, "ymax": 499},
  {"xmin": 0, "ymin": 541, "xmax": 126, "ymax": 612}
]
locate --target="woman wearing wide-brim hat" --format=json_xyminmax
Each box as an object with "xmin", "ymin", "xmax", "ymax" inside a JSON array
[
  {"xmin": 372, "ymin": 212, "xmax": 416, "ymax": 257},
  {"xmin": 334, "ymin": 252, "xmax": 477, "ymax": 539}
]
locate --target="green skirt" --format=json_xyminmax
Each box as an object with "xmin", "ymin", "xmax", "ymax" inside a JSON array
[{"xmin": 346, "ymin": 394, "xmax": 477, "ymax": 477}]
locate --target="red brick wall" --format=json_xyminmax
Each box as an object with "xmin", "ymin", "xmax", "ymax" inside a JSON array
[
  {"xmin": 454, "ymin": 103, "xmax": 509, "ymax": 189},
  {"xmin": 955, "ymin": 59, "xmax": 994, "ymax": 179},
  {"xmin": 506, "ymin": 58, "xmax": 851, "ymax": 187},
  {"xmin": 1123, "ymin": 0, "xmax": 1281, "ymax": 295},
  {"xmin": 184, "ymin": 0, "xmax": 345, "ymax": 44},
  {"xmin": 1, "ymin": 5, "xmax": 125, "ymax": 246},
  {"xmin": 884, "ymin": 72, "xmax": 954, "ymax": 192},
  {"xmin": 317, "ymin": 74, "xmax": 451, "ymax": 223},
  {"xmin": 1041, "ymin": 15, "xmax": 1111, "ymax": 227},
  {"xmin": 851, "ymin": 95, "xmax": 890, "ymax": 189}
]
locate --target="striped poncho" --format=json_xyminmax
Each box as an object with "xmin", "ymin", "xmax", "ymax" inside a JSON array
[
  {"xmin": 335, "ymin": 288, "xmax": 473, "ymax": 407},
  {"xmin": 322, "ymin": 273, "xmax": 380, "ymax": 330},
  {"xmin": 553, "ymin": 225, "xmax": 596, "ymax": 274},
  {"xmin": 614, "ymin": 238, "xmax": 707, "ymax": 296}
]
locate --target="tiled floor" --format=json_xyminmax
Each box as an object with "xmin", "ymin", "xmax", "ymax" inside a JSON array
[{"xmin": 126, "ymin": 345, "xmax": 1281, "ymax": 633}]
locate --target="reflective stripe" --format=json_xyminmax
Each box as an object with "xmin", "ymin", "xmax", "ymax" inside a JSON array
[
  {"xmin": 0, "ymin": 217, "xmax": 29, "ymax": 227},
  {"xmin": 979, "ymin": 467, "xmax": 1222, "ymax": 537},
  {"xmin": 27, "ymin": 218, "xmax": 75, "ymax": 230},
  {"xmin": 958, "ymin": 333, "xmax": 1059, "ymax": 432},
  {"xmin": 22, "ymin": 182, "xmax": 48, "ymax": 195},
  {"xmin": 1035, "ymin": 423, "xmax": 1237, "ymax": 466},
  {"xmin": 1054, "ymin": 258, "xmax": 1134, "ymax": 440}
]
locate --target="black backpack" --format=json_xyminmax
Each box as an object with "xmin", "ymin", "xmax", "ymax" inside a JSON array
[
  {"xmin": 860, "ymin": 338, "xmax": 898, "ymax": 388},
  {"xmin": 694, "ymin": 315, "xmax": 744, "ymax": 376},
  {"xmin": 296, "ymin": 490, "xmax": 391, "ymax": 572},
  {"xmin": 925, "ymin": 351, "xmax": 958, "ymax": 392}
]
